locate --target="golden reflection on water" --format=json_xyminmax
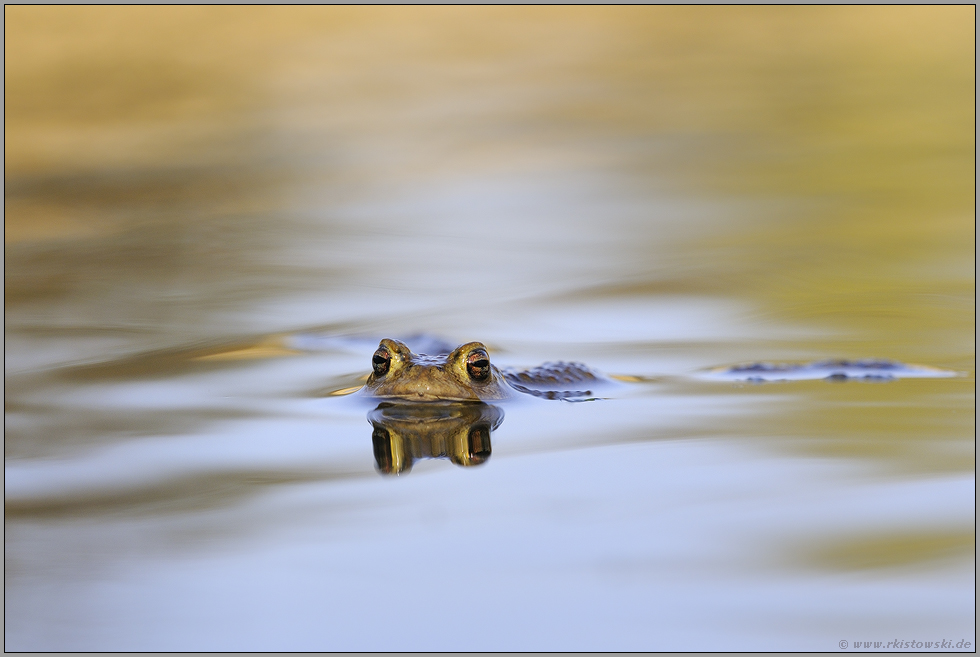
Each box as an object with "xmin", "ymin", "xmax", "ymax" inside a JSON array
[
  {"xmin": 804, "ymin": 529, "xmax": 975, "ymax": 572},
  {"xmin": 4, "ymin": 466, "xmax": 359, "ymax": 520}
]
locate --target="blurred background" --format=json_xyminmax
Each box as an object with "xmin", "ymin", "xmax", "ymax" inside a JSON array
[{"xmin": 4, "ymin": 6, "xmax": 975, "ymax": 650}]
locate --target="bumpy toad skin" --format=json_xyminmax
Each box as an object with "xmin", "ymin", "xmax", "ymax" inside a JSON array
[{"xmin": 364, "ymin": 338, "xmax": 512, "ymax": 402}]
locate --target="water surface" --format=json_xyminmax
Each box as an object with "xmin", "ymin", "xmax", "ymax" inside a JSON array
[{"xmin": 5, "ymin": 6, "xmax": 975, "ymax": 650}]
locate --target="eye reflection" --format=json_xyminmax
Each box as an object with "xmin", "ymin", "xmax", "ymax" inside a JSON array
[
  {"xmin": 368, "ymin": 402, "xmax": 503, "ymax": 476},
  {"xmin": 465, "ymin": 424, "xmax": 492, "ymax": 465}
]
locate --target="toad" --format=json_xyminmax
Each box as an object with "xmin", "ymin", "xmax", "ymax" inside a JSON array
[{"xmin": 363, "ymin": 338, "xmax": 601, "ymax": 401}]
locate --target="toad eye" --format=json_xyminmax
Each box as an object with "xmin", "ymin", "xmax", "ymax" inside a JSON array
[
  {"xmin": 372, "ymin": 348, "xmax": 391, "ymax": 377},
  {"xmin": 466, "ymin": 350, "xmax": 491, "ymax": 382}
]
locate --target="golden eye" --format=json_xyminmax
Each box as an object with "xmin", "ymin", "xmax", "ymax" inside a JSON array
[
  {"xmin": 372, "ymin": 348, "xmax": 391, "ymax": 377},
  {"xmin": 466, "ymin": 350, "xmax": 491, "ymax": 382}
]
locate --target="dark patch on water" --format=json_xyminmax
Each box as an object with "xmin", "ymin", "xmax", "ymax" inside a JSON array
[{"xmin": 705, "ymin": 359, "xmax": 960, "ymax": 383}]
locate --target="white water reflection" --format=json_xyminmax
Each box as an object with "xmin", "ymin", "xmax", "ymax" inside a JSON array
[{"xmin": 7, "ymin": 437, "xmax": 972, "ymax": 650}]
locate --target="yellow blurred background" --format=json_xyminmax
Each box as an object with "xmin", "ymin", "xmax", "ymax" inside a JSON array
[{"xmin": 6, "ymin": 7, "xmax": 973, "ymax": 336}]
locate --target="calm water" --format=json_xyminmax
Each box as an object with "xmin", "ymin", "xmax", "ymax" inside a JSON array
[{"xmin": 5, "ymin": 7, "xmax": 975, "ymax": 650}]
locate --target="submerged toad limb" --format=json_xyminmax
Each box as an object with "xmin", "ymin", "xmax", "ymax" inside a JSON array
[
  {"xmin": 369, "ymin": 402, "xmax": 502, "ymax": 475},
  {"xmin": 706, "ymin": 359, "xmax": 961, "ymax": 382},
  {"xmin": 362, "ymin": 338, "xmax": 605, "ymax": 401},
  {"xmin": 501, "ymin": 362, "xmax": 602, "ymax": 400}
]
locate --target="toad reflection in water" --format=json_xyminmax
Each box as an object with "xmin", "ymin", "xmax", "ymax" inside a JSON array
[{"xmin": 369, "ymin": 402, "xmax": 502, "ymax": 475}]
